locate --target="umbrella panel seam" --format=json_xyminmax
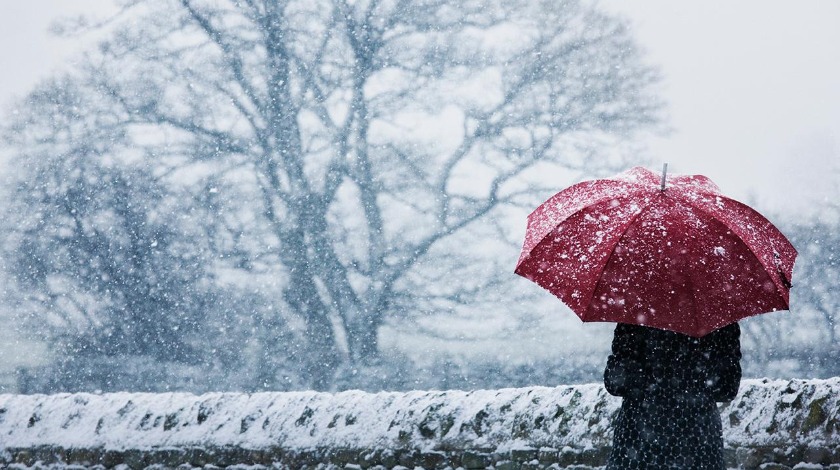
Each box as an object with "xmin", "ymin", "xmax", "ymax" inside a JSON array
[
  {"xmin": 582, "ymin": 191, "xmax": 661, "ymax": 323},
  {"xmin": 673, "ymin": 193, "xmax": 793, "ymax": 309}
]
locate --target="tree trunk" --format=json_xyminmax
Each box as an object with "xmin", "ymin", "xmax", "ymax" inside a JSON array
[
  {"xmin": 285, "ymin": 266, "xmax": 342, "ymax": 390},
  {"xmin": 347, "ymin": 312, "xmax": 382, "ymax": 364}
]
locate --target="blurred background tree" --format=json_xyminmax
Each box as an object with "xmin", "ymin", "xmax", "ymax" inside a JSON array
[{"xmin": 3, "ymin": 0, "xmax": 665, "ymax": 392}]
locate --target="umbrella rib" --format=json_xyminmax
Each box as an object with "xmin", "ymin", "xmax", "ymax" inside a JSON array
[
  {"xmin": 675, "ymin": 195, "xmax": 791, "ymax": 309},
  {"xmin": 673, "ymin": 197, "xmax": 791, "ymax": 330},
  {"xmin": 684, "ymin": 265, "xmax": 702, "ymax": 336},
  {"xmin": 518, "ymin": 187, "xmax": 644, "ymax": 269},
  {"xmin": 582, "ymin": 193, "xmax": 660, "ymax": 322}
]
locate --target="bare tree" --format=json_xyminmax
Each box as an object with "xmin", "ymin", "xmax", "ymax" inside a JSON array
[
  {"xmin": 2, "ymin": 77, "xmax": 309, "ymax": 392},
  {"xmin": 3, "ymin": 0, "xmax": 661, "ymax": 389},
  {"xmin": 1, "ymin": 79, "xmax": 207, "ymax": 389}
]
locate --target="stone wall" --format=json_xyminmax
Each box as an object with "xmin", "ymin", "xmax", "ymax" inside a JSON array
[{"xmin": 0, "ymin": 378, "xmax": 838, "ymax": 469}]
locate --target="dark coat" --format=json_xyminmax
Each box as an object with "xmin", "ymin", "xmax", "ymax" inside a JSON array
[{"xmin": 604, "ymin": 322, "xmax": 741, "ymax": 470}]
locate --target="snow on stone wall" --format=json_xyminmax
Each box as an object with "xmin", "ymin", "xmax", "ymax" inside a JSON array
[
  {"xmin": 725, "ymin": 378, "xmax": 839, "ymax": 447},
  {"xmin": 0, "ymin": 378, "xmax": 838, "ymax": 469},
  {"xmin": 0, "ymin": 384, "xmax": 614, "ymax": 452}
]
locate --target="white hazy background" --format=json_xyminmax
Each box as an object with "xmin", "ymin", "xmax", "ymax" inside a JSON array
[
  {"xmin": 599, "ymin": 0, "xmax": 840, "ymax": 214},
  {"xmin": 2, "ymin": 1, "xmax": 838, "ymax": 215},
  {"xmin": 1, "ymin": 1, "xmax": 838, "ymax": 378}
]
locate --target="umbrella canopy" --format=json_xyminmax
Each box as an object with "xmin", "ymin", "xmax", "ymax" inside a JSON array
[{"xmin": 514, "ymin": 166, "xmax": 797, "ymax": 337}]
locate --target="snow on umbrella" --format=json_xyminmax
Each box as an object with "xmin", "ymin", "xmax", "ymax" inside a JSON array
[{"xmin": 514, "ymin": 166, "xmax": 797, "ymax": 337}]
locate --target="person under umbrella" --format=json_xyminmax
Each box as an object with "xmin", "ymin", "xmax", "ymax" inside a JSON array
[
  {"xmin": 515, "ymin": 166, "xmax": 796, "ymax": 470},
  {"xmin": 604, "ymin": 322, "xmax": 741, "ymax": 469}
]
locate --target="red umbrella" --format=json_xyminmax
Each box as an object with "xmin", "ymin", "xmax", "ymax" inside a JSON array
[{"xmin": 514, "ymin": 166, "xmax": 797, "ymax": 337}]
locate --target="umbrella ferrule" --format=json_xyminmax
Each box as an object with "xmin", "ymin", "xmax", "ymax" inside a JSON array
[{"xmin": 660, "ymin": 163, "xmax": 668, "ymax": 191}]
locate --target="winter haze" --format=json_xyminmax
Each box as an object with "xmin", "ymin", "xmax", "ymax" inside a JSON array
[
  {"xmin": 3, "ymin": 1, "xmax": 838, "ymax": 210},
  {"xmin": 0, "ymin": 1, "xmax": 837, "ymax": 392}
]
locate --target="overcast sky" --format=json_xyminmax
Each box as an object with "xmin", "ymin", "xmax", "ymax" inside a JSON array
[
  {"xmin": 602, "ymin": 0, "xmax": 840, "ymax": 217},
  {"xmin": 1, "ymin": 1, "xmax": 838, "ymax": 216}
]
